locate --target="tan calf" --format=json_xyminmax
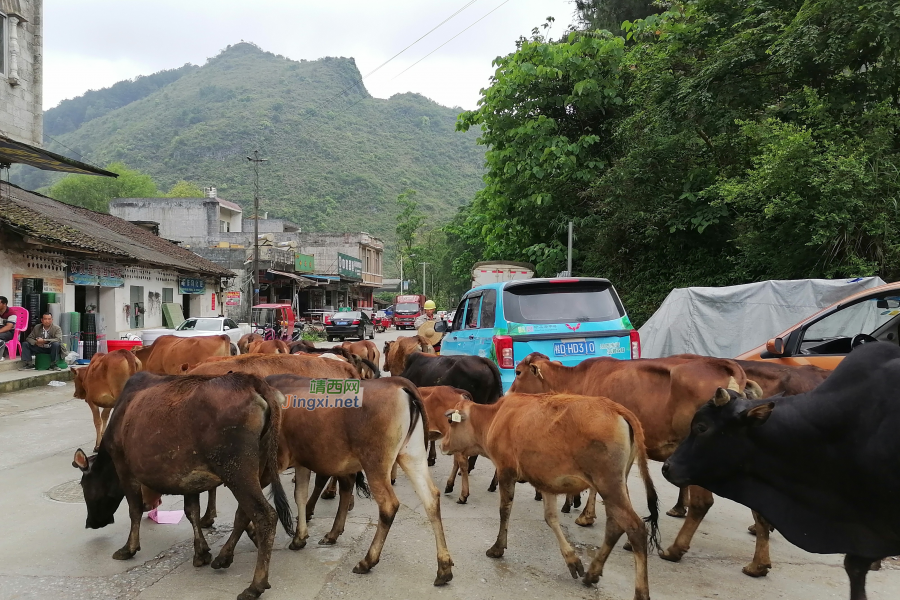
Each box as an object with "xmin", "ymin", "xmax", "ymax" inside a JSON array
[
  {"xmin": 382, "ymin": 335, "xmax": 434, "ymax": 374},
  {"xmin": 441, "ymin": 392, "xmax": 660, "ymax": 600},
  {"xmin": 419, "ymin": 386, "xmax": 477, "ymax": 504},
  {"xmin": 248, "ymin": 339, "xmax": 291, "ymax": 354},
  {"xmin": 140, "ymin": 335, "xmax": 233, "ymax": 375},
  {"xmin": 340, "ymin": 340, "xmax": 381, "ymax": 368},
  {"xmin": 73, "ymin": 350, "xmax": 142, "ymax": 452},
  {"xmin": 266, "ymin": 374, "xmax": 454, "ymax": 586}
]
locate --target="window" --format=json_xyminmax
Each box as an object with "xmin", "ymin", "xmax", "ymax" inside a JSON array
[
  {"xmin": 464, "ymin": 295, "xmax": 482, "ymax": 329},
  {"xmin": 162, "ymin": 288, "xmax": 174, "ymax": 304},
  {"xmin": 479, "ymin": 290, "xmax": 497, "ymax": 329},
  {"xmin": 225, "ymin": 319, "xmax": 238, "ymax": 330},
  {"xmin": 0, "ymin": 14, "xmax": 6, "ymax": 76},
  {"xmin": 451, "ymin": 299, "xmax": 467, "ymax": 332},
  {"xmin": 220, "ymin": 220, "xmax": 230, "ymax": 232},
  {"xmin": 503, "ymin": 280, "xmax": 624, "ymax": 325}
]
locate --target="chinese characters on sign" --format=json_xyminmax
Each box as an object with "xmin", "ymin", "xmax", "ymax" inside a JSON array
[
  {"xmin": 337, "ymin": 253, "xmax": 362, "ymax": 280},
  {"xmin": 225, "ymin": 291, "xmax": 241, "ymax": 306},
  {"xmin": 280, "ymin": 379, "xmax": 363, "ymax": 409},
  {"xmin": 178, "ymin": 277, "xmax": 206, "ymax": 295},
  {"xmin": 295, "ymin": 253, "xmax": 315, "ymax": 273},
  {"xmin": 65, "ymin": 260, "xmax": 125, "ymax": 287}
]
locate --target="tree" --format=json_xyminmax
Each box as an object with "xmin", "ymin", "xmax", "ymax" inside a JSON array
[
  {"xmin": 396, "ymin": 189, "xmax": 424, "ymax": 256},
  {"xmin": 166, "ymin": 180, "xmax": 206, "ymax": 197},
  {"xmin": 47, "ymin": 162, "xmax": 160, "ymax": 213},
  {"xmin": 572, "ymin": 0, "xmax": 660, "ymax": 33}
]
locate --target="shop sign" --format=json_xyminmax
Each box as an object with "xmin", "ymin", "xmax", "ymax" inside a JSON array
[
  {"xmin": 338, "ymin": 253, "xmax": 362, "ymax": 280},
  {"xmin": 295, "ymin": 253, "xmax": 315, "ymax": 273},
  {"xmin": 226, "ymin": 291, "xmax": 242, "ymax": 306},
  {"xmin": 66, "ymin": 260, "xmax": 125, "ymax": 287},
  {"xmin": 178, "ymin": 277, "xmax": 206, "ymax": 295}
]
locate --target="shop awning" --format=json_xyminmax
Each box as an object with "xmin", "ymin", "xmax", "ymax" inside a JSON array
[
  {"xmin": 267, "ymin": 270, "xmax": 315, "ymax": 287},
  {"xmin": 302, "ymin": 274, "xmax": 340, "ymax": 282},
  {"xmin": 0, "ymin": 134, "xmax": 118, "ymax": 176}
]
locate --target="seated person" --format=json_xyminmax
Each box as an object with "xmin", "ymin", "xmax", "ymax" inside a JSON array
[
  {"xmin": 0, "ymin": 296, "xmax": 16, "ymax": 360},
  {"xmin": 19, "ymin": 312, "xmax": 64, "ymax": 371}
]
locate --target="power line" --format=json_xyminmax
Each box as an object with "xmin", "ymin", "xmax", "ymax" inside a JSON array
[
  {"xmin": 42, "ymin": 132, "xmax": 108, "ymax": 171},
  {"xmin": 392, "ymin": 0, "xmax": 512, "ymax": 81}
]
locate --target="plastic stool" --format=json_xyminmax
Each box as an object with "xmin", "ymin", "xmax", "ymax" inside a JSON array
[{"xmin": 35, "ymin": 354, "xmax": 51, "ymax": 370}]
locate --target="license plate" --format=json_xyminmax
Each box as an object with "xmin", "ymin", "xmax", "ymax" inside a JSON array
[
  {"xmin": 336, "ymin": 321, "xmax": 348, "ymax": 326},
  {"xmin": 553, "ymin": 340, "xmax": 596, "ymax": 356}
]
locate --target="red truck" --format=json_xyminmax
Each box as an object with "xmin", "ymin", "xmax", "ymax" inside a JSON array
[{"xmin": 393, "ymin": 294, "xmax": 426, "ymax": 330}]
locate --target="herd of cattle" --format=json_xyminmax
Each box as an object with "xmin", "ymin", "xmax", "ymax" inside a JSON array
[{"xmin": 65, "ymin": 331, "xmax": 900, "ymax": 600}]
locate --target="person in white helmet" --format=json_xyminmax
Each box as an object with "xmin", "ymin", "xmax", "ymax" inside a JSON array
[{"xmin": 414, "ymin": 299, "xmax": 438, "ymax": 329}]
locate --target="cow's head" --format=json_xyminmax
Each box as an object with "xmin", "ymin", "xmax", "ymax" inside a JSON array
[
  {"xmin": 72, "ymin": 367, "xmax": 87, "ymax": 399},
  {"xmin": 441, "ymin": 401, "xmax": 479, "ymax": 457},
  {"xmin": 662, "ymin": 378, "xmax": 775, "ymax": 488},
  {"xmin": 72, "ymin": 448, "xmax": 125, "ymax": 529},
  {"xmin": 510, "ymin": 354, "xmax": 556, "ymax": 394},
  {"xmin": 383, "ymin": 341, "xmax": 396, "ymax": 372}
]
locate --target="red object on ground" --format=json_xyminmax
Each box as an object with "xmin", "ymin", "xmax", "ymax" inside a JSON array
[{"xmin": 106, "ymin": 340, "xmax": 143, "ymax": 352}]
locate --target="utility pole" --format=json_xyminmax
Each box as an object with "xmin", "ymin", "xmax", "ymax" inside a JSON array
[
  {"xmin": 247, "ymin": 151, "xmax": 268, "ymax": 306},
  {"xmin": 399, "ymin": 253, "xmax": 404, "ymax": 293},
  {"xmin": 567, "ymin": 221, "xmax": 573, "ymax": 276},
  {"xmin": 420, "ymin": 262, "xmax": 430, "ymax": 296}
]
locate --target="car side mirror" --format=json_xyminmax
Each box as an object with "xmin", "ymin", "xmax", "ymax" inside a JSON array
[
  {"xmin": 434, "ymin": 320, "xmax": 448, "ymax": 333},
  {"xmin": 223, "ymin": 326, "xmax": 230, "ymax": 330},
  {"xmin": 765, "ymin": 337, "xmax": 785, "ymax": 355}
]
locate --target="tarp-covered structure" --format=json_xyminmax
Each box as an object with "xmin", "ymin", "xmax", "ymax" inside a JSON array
[{"xmin": 638, "ymin": 278, "xmax": 886, "ymax": 359}]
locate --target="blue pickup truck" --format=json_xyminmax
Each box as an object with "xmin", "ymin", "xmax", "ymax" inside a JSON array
[{"xmin": 440, "ymin": 277, "xmax": 640, "ymax": 392}]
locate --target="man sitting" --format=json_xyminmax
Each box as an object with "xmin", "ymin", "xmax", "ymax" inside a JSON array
[
  {"xmin": 19, "ymin": 312, "xmax": 64, "ymax": 371},
  {"xmin": 0, "ymin": 296, "xmax": 16, "ymax": 361}
]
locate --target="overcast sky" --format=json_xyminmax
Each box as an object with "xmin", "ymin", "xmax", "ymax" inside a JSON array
[{"xmin": 44, "ymin": 0, "xmax": 576, "ymax": 111}]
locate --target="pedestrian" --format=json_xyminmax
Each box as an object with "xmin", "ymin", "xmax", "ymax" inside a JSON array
[
  {"xmin": 414, "ymin": 300, "xmax": 438, "ymax": 329},
  {"xmin": 0, "ymin": 296, "xmax": 16, "ymax": 361},
  {"xmin": 19, "ymin": 312, "xmax": 65, "ymax": 371}
]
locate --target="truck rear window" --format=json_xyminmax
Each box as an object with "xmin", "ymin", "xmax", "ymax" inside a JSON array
[
  {"xmin": 395, "ymin": 303, "xmax": 419, "ymax": 314},
  {"xmin": 503, "ymin": 281, "xmax": 624, "ymax": 325}
]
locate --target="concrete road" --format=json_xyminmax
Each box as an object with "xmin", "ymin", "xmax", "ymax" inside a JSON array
[{"xmin": 0, "ymin": 329, "xmax": 897, "ymax": 600}]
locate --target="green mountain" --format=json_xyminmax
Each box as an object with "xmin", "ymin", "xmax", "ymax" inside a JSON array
[{"xmin": 16, "ymin": 42, "xmax": 485, "ymax": 239}]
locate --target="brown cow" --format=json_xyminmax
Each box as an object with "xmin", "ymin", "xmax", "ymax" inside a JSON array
[
  {"xmin": 509, "ymin": 353, "xmax": 766, "ymax": 573},
  {"xmin": 383, "ymin": 335, "xmax": 434, "ymax": 374},
  {"xmin": 294, "ymin": 346, "xmax": 381, "ymax": 380},
  {"xmin": 72, "ymin": 350, "xmax": 142, "ymax": 452},
  {"xmin": 141, "ymin": 335, "xmax": 233, "ymax": 375},
  {"xmin": 339, "ymin": 340, "xmax": 381, "ymax": 368},
  {"xmin": 238, "ymin": 332, "xmax": 264, "ymax": 354},
  {"xmin": 419, "ymin": 386, "xmax": 477, "ymax": 504},
  {"xmin": 186, "ymin": 353, "xmax": 361, "ymax": 380},
  {"xmin": 440, "ymin": 392, "xmax": 660, "ymax": 599},
  {"xmin": 72, "ymin": 372, "xmax": 294, "ymax": 600},
  {"xmin": 248, "ymin": 339, "xmax": 291, "ymax": 354},
  {"xmin": 734, "ymin": 360, "xmax": 830, "ymax": 398},
  {"xmin": 264, "ymin": 374, "xmax": 454, "ymax": 586}
]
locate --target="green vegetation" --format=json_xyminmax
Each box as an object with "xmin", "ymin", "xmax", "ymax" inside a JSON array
[
  {"xmin": 17, "ymin": 43, "xmax": 485, "ymax": 246},
  {"xmin": 454, "ymin": 0, "xmax": 900, "ymax": 325},
  {"xmin": 46, "ymin": 162, "xmax": 160, "ymax": 213}
]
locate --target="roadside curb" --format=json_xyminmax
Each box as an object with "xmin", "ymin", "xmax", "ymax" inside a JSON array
[{"xmin": 0, "ymin": 368, "xmax": 74, "ymax": 394}]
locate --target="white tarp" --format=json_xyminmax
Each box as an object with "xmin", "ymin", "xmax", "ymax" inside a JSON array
[{"xmin": 638, "ymin": 277, "xmax": 887, "ymax": 359}]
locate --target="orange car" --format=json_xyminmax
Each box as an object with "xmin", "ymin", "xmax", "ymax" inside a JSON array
[{"xmin": 737, "ymin": 281, "xmax": 900, "ymax": 370}]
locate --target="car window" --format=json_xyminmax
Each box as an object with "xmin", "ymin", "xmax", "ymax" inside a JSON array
[
  {"xmin": 480, "ymin": 290, "xmax": 497, "ymax": 329},
  {"xmin": 503, "ymin": 280, "xmax": 624, "ymax": 325},
  {"xmin": 451, "ymin": 299, "xmax": 467, "ymax": 332},
  {"xmin": 195, "ymin": 319, "xmax": 223, "ymax": 331},
  {"xmin": 464, "ymin": 295, "xmax": 482, "ymax": 330},
  {"xmin": 800, "ymin": 297, "xmax": 900, "ymax": 352},
  {"xmin": 179, "ymin": 319, "xmax": 197, "ymax": 330},
  {"xmin": 225, "ymin": 319, "xmax": 238, "ymax": 329}
]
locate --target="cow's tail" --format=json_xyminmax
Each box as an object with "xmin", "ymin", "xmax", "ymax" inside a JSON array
[
  {"xmin": 621, "ymin": 408, "xmax": 660, "ymax": 552},
  {"xmin": 359, "ymin": 357, "xmax": 381, "ymax": 379},
  {"xmin": 256, "ymin": 377, "xmax": 296, "ymax": 537},
  {"xmin": 480, "ymin": 357, "xmax": 504, "ymax": 403},
  {"xmin": 397, "ymin": 379, "xmax": 428, "ymax": 449},
  {"xmin": 354, "ymin": 471, "xmax": 372, "ymax": 499}
]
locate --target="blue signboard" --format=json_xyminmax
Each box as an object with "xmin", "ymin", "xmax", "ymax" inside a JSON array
[{"xmin": 178, "ymin": 277, "xmax": 206, "ymax": 295}]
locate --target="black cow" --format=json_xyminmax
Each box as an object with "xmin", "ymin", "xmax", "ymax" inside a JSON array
[
  {"xmin": 72, "ymin": 371, "xmax": 295, "ymax": 600},
  {"xmin": 400, "ymin": 353, "xmax": 502, "ymax": 468},
  {"xmin": 662, "ymin": 342, "xmax": 900, "ymax": 600}
]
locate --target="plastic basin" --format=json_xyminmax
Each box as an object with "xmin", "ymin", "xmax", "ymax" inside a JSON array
[{"xmin": 106, "ymin": 340, "xmax": 143, "ymax": 352}]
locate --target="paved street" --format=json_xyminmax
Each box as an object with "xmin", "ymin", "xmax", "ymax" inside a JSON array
[{"xmin": 0, "ymin": 328, "xmax": 897, "ymax": 600}]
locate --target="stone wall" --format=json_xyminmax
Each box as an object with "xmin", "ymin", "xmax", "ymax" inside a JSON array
[{"xmin": 0, "ymin": 1, "xmax": 43, "ymax": 147}]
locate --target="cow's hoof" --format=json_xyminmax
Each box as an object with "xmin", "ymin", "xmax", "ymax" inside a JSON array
[
  {"xmin": 353, "ymin": 561, "xmax": 372, "ymax": 574},
  {"xmin": 391, "ymin": 479, "xmax": 396, "ymax": 485},
  {"xmin": 623, "ymin": 542, "xmax": 633, "ymax": 552},
  {"xmin": 319, "ymin": 536, "xmax": 338, "ymax": 545},
  {"xmin": 193, "ymin": 550, "xmax": 212, "ymax": 567},
  {"xmin": 289, "ymin": 538, "xmax": 308, "ymax": 551},
  {"xmin": 434, "ymin": 570, "xmax": 453, "ymax": 586},
  {"xmin": 575, "ymin": 515, "xmax": 595, "ymax": 527},
  {"xmin": 583, "ymin": 572, "xmax": 600, "ymax": 586},
  {"xmin": 742, "ymin": 564, "xmax": 770, "ymax": 577},
  {"xmin": 199, "ymin": 517, "xmax": 215, "ymax": 529},
  {"xmin": 211, "ymin": 554, "xmax": 234, "ymax": 569},
  {"xmin": 659, "ymin": 547, "xmax": 686, "ymax": 562},
  {"xmin": 488, "ymin": 485, "xmax": 497, "ymax": 493},
  {"xmin": 444, "ymin": 483, "xmax": 454, "ymax": 494},
  {"xmin": 321, "ymin": 491, "xmax": 335, "ymax": 500},
  {"xmin": 667, "ymin": 507, "xmax": 687, "ymax": 518},
  {"xmin": 428, "ymin": 459, "xmax": 436, "ymax": 467},
  {"xmin": 237, "ymin": 584, "xmax": 264, "ymax": 600},
  {"xmin": 456, "ymin": 496, "xmax": 467, "ymax": 505},
  {"xmin": 572, "ymin": 494, "xmax": 582, "ymax": 509},
  {"xmin": 486, "ymin": 545, "xmax": 505, "ymax": 558},
  {"xmin": 871, "ymin": 560, "xmax": 883, "ymax": 571},
  {"xmin": 567, "ymin": 558, "xmax": 585, "ymax": 578},
  {"xmin": 561, "ymin": 504, "xmax": 571, "ymax": 514},
  {"xmin": 112, "ymin": 547, "xmax": 137, "ymax": 560},
  {"xmin": 93, "ymin": 446, "xmax": 100, "ymax": 453}
]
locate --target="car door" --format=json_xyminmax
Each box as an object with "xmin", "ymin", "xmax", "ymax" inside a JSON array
[
  {"xmin": 440, "ymin": 296, "xmax": 472, "ymax": 356},
  {"xmin": 467, "ymin": 289, "xmax": 497, "ymax": 360}
]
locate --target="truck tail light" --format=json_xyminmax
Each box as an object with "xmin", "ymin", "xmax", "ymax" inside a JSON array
[
  {"xmin": 630, "ymin": 329, "xmax": 641, "ymax": 359},
  {"xmin": 493, "ymin": 335, "xmax": 514, "ymax": 369}
]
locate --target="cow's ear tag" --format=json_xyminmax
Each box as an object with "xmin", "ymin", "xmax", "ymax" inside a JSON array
[{"xmin": 451, "ymin": 410, "xmax": 462, "ymax": 423}]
